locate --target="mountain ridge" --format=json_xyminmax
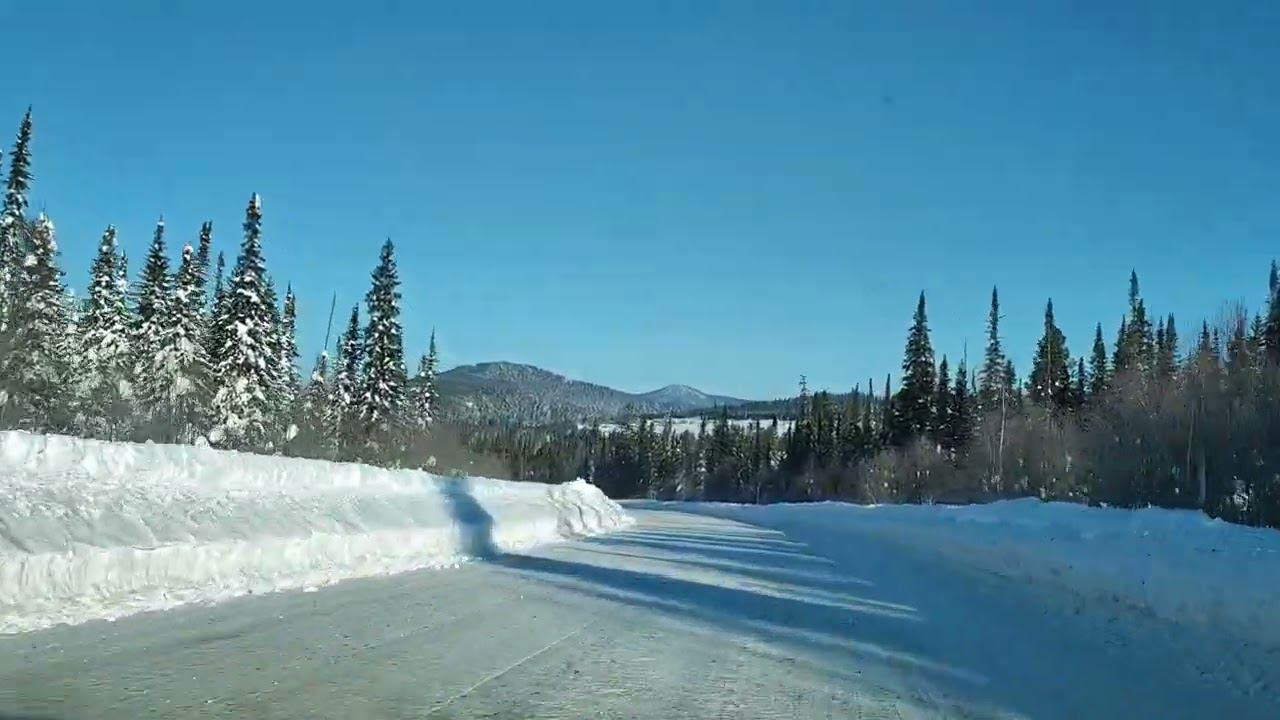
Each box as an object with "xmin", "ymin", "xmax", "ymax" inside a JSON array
[{"xmin": 436, "ymin": 361, "xmax": 749, "ymax": 423}]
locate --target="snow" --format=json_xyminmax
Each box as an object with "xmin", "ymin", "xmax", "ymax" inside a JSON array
[
  {"xmin": 0, "ymin": 431, "xmax": 631, "ymax": 634},
  {"xmin": 642, "ymin": 498, "xmax": 1280, "ymax": 652},
  {"xmin": 592, "ymin": 417, "xmax": 795, "ymax": 436}
]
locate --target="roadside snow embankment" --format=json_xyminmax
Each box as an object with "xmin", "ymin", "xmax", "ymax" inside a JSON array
[
  {"xmin": 647, "ymin": 499, "xmax": 1280, "ymax": 650},
  {"xmin": 0, "ymin": 431, "xmax": 630, "ymax": 634}
]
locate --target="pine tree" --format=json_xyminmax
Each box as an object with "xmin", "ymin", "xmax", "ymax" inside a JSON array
[
  {"xmin": 978, "ymin": 286, "xmax": 1005, "ymax": 412},
  {"xmin": 210, "ymin": 194, "xmax": 278, "ymax": 448},
  {"xmin": 72, "ymin": 225, "xmax": 134, "ymax": 437},
  {"xmin": 894, "ymin": 292, "xmax": 935, "ymax": 442},
  {"xmin": 132, "ymin": 217, "xmax": 172, "ymax": 422},
  {"xmin": 0, "ymin": 108, "xmax": 34, "ymax": 313},
  {"xmin": 1, "ymin": 214, "xmax": 70, "ymax": 429},
  {"xmin": 329, "ymin": 305, "xmax": 363, "ymax": 452},
  {"xmin": 932, "ymin": 355, "xmax": 952, "ymax": 448},
  {"xmin": 358, "ymin": 239, "xmax": 407, "ymax": 447},
  {"xmin": 1089, "ymin": 323, "xmax": 1109, "ymax": 398},
  {"xmin": 1028, "ymin": 299, "xmax": 1071, "ymax": 409}
]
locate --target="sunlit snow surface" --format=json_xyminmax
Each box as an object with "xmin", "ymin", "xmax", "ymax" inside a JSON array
[{"xmin": 0, "ymin": 431, "xmax": 630, "ymax": 633}]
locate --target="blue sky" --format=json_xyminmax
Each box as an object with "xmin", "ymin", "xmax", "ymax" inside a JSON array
[{"xmin": 5, "ymin": 1, "xmax": 1280, "ymax": 399}]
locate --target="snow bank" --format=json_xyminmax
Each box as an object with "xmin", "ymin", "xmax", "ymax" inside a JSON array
[
  {"xmin": 643, "ymin": 499, "xmax": 1280, "ymax": 650},
  {"xmin": 0, "ymin": 431, "xmax": 631, "ymax": 634}
]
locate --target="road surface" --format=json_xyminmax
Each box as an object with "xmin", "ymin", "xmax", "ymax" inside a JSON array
[{"xmin": 0, "ymin": 508, "xmax": 1273, "ymax": 719}]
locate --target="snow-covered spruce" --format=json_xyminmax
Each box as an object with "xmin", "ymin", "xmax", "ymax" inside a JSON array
[
  {"xmin": 0, "ymin": 431, "xmax": 632, "ymax": 634},
  {"xmin": 209, "ymin": 194, "xmax": 278, "ymax": 448}
]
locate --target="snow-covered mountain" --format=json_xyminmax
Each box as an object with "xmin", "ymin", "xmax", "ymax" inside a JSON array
[
  {"xmin": 636, "ymin": 384, "xmax": 743, "ymax": 410},
  {"xmin": 436, "ymin": 362, "xmax": 749, "ymax": 423}
]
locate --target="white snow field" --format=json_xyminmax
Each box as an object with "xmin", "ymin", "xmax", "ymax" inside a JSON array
[
  {"xmin": 2, "ymin": 442, "xmax": 1277, "ymax": 718},
  {"xmin": 0, "ymin": 431, "xmax": 630, "ymax": 634},
  {"xmin": 652, "ymin": 498, "xmax": 1280, "ymax": 652}
]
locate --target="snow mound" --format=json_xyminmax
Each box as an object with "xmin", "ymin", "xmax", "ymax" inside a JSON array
[
  {"xmin": 649, "ymin": 499, "xmax": 1280, "ymax": 650},
  {"xmin": 0, "ymin": 431, "xmax": 631, "ymax": 634}
]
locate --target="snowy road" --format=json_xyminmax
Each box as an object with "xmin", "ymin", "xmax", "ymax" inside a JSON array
[{"xmin": 1, "ymin": 508, "xmax": 1274, "ymax": 719}]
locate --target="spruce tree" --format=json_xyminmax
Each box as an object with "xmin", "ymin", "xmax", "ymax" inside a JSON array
[
  {"xmin": 406, "ymin": 329, "xmax": 440, "ymax": 431},
  {"xmin": 0, "ymin": 108, "xmax": 34, "ymax": 311},
  {"xmin": 879, "ymin": 374, "xmax": 893, "ymax": 447},
  {"xmin": 1089, "ymin": 323, "xmax": 1109, "ymax": 397},
  {"xmin": 299, "ymin": 351, "xmax": 330, "ymax": 443},
  {"xmin": 358, "ymin": 239, "xmax": 407, "ymax": 447},
  {"xmin": 1113, "ymin": 316, "xmax": 1128, "ymax": 372},
  {"xmin": 73, "ymin": 225, "xmax": 134, "ymax": 438},
  {"xmin": 949, "ymin": 360, "xmax": 973, "ymax": 454},
  {"xmin": 2, "ymin": 214, "xmax": 70, "ymax": 429},
  {"xmin": 328, "ymin": 305, "xmax": 363, "ymax": 452},
  {"xmin": 205, "ymin": 251, "xmax": 227, "ymax": 364},
  {"xmin": 1028, "ymin": 299, "xmax": 1071, "ymax": 409},
  {"xmin": 978, "ymin": 286, "xmax": 1005, "ymax": 412},
  {"xmin": 894, "ymin": 292, "xmax": 935, "ymax": 442},
  {"xmin": 1117, "ymin": 271, "xmax": 1154, "ymax": 377},
  {"xmin": 1003, "ymin": 359, "xmax": 1020, "ymax": 409},
  {"xmin": 1266, "ymin": 260, "xmax": 1280, "ymax": 365},
  {"xmin": 132, "ymin": 217, "xmax": 172, "ymax": 422},
  {"xmin": 195, "ymin": 221, "xmax": 213, "ymax": 302},
  {"xmin": 149, "ymin": 243, "xmax": 212, "ymax": 441},
  {"xmin": 932, "ymin": 355, "xmax": 952, "ymax": 448},
  {"xmin": 279, "ymin": 284, "xmax": 300, "ymax": 407},
  {"xmin": 1073, "ymin": 358, "xmax": 1087, "ymax": 409},
  {"xmin": 210, "ymin": 194, "xmax": 278, "ymax": 448},
  {"xmin": 1158, "ymin": 314, "xmax": 1178, "ymax": 380}
]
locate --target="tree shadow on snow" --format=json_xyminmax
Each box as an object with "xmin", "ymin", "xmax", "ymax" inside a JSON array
[
  {"xmin": 492, "ymin": 515, "xmax": 1030, "ymax": 719},
  {"xmin": 439, "ymin": 476, "xmax": 498, "ymax": 558}
]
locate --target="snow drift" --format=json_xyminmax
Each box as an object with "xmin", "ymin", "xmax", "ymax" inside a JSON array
[
  {"xmin": 0, "ymin": 431, "xmax": 631, "ymax": 634},
  {"xmin": 639, "ymin": 499, "xmax": 1280, "ymax": 651}
]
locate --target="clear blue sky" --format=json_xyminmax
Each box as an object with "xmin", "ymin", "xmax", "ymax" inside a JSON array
[{"xmin": 6, "ymin": 1, "xmax": 1280, "ymax": 399}]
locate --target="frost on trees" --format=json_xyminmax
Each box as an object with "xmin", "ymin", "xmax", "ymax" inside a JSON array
[
  {"xmin": 210, "ymin": 194, "xmax": 279, "ymax": 449},
  {"xmin": 73, "ymin": 225, "xmax": 134, "ymax": 438}
]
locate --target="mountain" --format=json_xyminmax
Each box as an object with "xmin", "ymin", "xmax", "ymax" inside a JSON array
[
  {"xmin": 636, "ymin": 384, "xmax": 744, "ymax": 410},
  {"xmin": 436, "ymin": 362, "xmax": 749, "ymax": 423}
]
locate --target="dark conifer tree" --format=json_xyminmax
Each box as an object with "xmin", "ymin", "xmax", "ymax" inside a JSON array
[
  {"xmin": 1028, "ymin": 299, "xmax": 1071, "ymax": 409},
  {"xmin": 1266, "ymin": 260, "xmax": 1280, "ymax": 365},
  {"xmin": 894, "ymin": 292, "xmax": 935, "ymax": 442},
  {"xmin": 132, "ymin": 217, "xmax": 172, "ymax": 419},
  {"xmin": 949, "ymin": 360, "xmax": 973, "ymax": 454},
  {"xmin": 978, "ymin": 286, "xmax": 1005, "ymax": 412},
  {"xmin": 932, "ymin": 355, "xmax": 951, "ymax": 448},
  {"xmin": 359, "ymin": 239, "xmax": 407, "ymax": 446},
  {"xmin": 1089, "ymin": 323, "xmax": 1109, "ymax": 398},
  {"xmin": 0, "ymin": 108, "xmax": 34, "ymax": 309}
]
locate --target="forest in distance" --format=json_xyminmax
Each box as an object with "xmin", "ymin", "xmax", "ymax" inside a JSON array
[{"xmin": 2, "ymin": 108, "xmax": 1279, "ymax": 531}]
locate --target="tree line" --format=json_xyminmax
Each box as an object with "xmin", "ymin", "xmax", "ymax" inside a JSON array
[
  {"xmin": 466, "ymin": 260, "xmax": 1280, "ymax": 531},
  {"xmin": 0, "ymin": 110, "xmax": 441, "ymax": 463}
]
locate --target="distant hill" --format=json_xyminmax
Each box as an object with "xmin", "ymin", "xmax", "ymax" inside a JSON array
[{"xmin": 436, "ymin": 362, "xmax": 750, "ymax": 423}]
